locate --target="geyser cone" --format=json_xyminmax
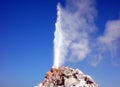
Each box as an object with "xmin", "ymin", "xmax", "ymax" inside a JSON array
[{"xmin": 36, "ymin": 66, "xmax": 99, "ymax": 87}]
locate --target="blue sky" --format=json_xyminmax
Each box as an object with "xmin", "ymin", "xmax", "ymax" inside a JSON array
[{"xmin": 0, "ymin": 0, "xmax": 120, "ymax": 87}]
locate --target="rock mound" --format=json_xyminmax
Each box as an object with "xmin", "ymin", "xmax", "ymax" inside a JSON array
[{"xmin": 36, "ymin": 66, "xmax": 99, "ymax": 87}]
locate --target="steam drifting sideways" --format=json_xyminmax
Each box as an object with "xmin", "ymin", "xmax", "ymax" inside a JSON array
[
  {"xmin": 53, "ymin": 0, "xmax": 97, "ymax": 68},
  {"xmin": 53, "ymin": 0, "xmax": 120, "ymax": 68}
]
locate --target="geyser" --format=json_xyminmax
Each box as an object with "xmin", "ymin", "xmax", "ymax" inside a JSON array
[
  {"xmin": 53, "ymin": 0, "xmax": 97, "ymax": 68},
  {"xmin": 53, "ymin": 4, "xmax": 63, "ymax": 68}
]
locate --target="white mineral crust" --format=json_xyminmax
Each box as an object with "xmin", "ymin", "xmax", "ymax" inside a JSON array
[{"xmin": 36, "ymin": 66, "xmax": 99, "ymax": 87}]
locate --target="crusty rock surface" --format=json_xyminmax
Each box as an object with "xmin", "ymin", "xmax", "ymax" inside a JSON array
[{"xmin": 36, "ymin": 66, "xmax": 99, "ymax": 87}]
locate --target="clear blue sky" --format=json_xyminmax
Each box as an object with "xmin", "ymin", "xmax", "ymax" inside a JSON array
[{"xmin": 0, "ymin": 0, "xmax": 120, "ymax": 87}]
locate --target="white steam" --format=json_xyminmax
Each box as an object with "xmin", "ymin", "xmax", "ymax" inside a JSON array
[
  {"xmin": 53, "ymin": 0, "xmax": 97, "ymax": 68},
  {"xmin": 98, "ymin": 20, "xmax": 120, "ymax": 47},
  {"xmin": 53, "ymin": 4, "xmax": 63, "ymax": 68},
  {"xmin": 97, "ymin": 20, "xmax": 120, "ymax": 66},
  {"xmin": 53, "ymin": 0, "xmax": 120, "ymax": 68}
]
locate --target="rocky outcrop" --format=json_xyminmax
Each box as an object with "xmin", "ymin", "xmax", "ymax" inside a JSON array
[{"xmin": 36, "ymin": 66, "xmax": 99, "ymax": 87}]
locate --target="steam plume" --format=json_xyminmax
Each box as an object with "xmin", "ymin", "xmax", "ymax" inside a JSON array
[
  {"xmin": 97, "ymin": 20, "xmax": 120, "ymax": 66},
  {"xmin": 53, "ymin": 0, "xmax": 97, "ymax": 68},
  {"xmin": 53, "ymin": 0, "xmax": 120, "ymax": 68}
]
